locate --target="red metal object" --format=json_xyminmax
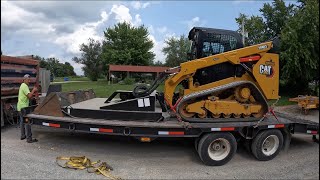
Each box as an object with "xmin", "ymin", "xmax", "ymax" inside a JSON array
[
  {"xmin": 1, "ymin": 55, "xmax": 39, "ymax": 96},
  {"xmin": 168, "ymin": 131, "xmax": 185, "ymax": 135},
  {"xmin": 164, "ymin": 97, "xmax": 182, "ymax": 113},
  {"xmin": 274, "ymin": 124, "xmax": 285, "ymax": 128},
  {"xmin": 240, "ymin": 55, "xmax": 261, "ymax": 63},
  {"xmin": 221, "ymin": 127, "xmax": 235, "ymax": 131},
  {"xmin": 1, "ymin": 55, "xmax": 39, "ymax": 66},
  {"xmin": 1, "ymin": 64, "xmax": 38, "ymax": 73},
  {"xmin": 1, "ymin": 77, "xmax": 37, "ymax": 84}
]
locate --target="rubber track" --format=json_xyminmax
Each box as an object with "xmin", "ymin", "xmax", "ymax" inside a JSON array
[{"xmin": 176, "ymin": 81, "xmax": 269, "ymax": 123}]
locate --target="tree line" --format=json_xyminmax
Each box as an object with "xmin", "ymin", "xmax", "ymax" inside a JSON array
[
  {"xmin": 34, "ymin": 56, "xmax": 76, "ymax": 77},
  {"xmin": 235, "ymin": 0, "xmax": 319, "ymax": 94}
]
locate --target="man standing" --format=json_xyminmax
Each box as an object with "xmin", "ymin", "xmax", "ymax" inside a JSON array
[{"xmin": 18, "ymin": 74, "xmax": 38, "ymax": 143}]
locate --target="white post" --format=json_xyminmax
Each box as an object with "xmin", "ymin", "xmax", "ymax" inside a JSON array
[{"xmin": 241, "ymin": 20, "xmax": 245, "ymax": 46}]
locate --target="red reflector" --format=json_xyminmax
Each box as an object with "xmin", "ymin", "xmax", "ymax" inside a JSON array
[
  {"xmin": 311, "ymin": 131, "xmax": 318, "ymax": 134},
  {"xmin": 240, "ymin": 55, "xmax": 261, "ymax": 62},
  {"xmin": 49, "ymin": 123, "xmax": 60, "ymax": 128},
  {"xmin": 99, "ymin": 128, "xmax": 113, "ymax": 133},
  {"xmin": 168, "ymin": 131, "xmax": 184, "ymax": 135},
  {"xmin": 275, "ymin": 124, "xmax": 285, "ymax": 128},
  {"xmin": 221, "ymin": 127, "xmax": 235, "ymax": 131}
]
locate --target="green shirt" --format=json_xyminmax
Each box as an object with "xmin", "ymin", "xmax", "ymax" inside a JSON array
[{"xmin": 17, "ymin": 83, "xmax": 31, "ymax": 111}]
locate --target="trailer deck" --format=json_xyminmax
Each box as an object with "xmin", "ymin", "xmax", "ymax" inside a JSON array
[
  {"xmin": 24, "ymin": 97, "xmax": 319, "ymax": 166},
  {"xmin": 25, "ymin": 103, "xmax": 319, "ymax": 138}
]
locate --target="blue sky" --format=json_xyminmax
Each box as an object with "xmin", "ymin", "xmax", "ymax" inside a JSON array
[{"xmin": 1, "ymin": 0, "xmax": 295, "ymax": 75}]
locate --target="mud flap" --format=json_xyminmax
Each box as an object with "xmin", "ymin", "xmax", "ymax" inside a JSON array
[
  {"xmin": 33, "ymin": 93, "xmax": 64, "ymax": 117},
  {"xmin": 282, "ymin": 128, "xmax": 292, "ymax": 153},
  {"xmin": 312, "ymin": 135, "xmax": 319, "ymax": 143}
]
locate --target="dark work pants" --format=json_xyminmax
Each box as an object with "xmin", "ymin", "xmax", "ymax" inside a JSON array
[{"xmin": 19, "ymin": 112, "xmax": 32, "ymax": 141}]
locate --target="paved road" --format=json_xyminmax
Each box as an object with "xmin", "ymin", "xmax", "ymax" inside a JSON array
[{"xmin": 1, "ymin": 107, "xmax": 319, "ymax": 179}]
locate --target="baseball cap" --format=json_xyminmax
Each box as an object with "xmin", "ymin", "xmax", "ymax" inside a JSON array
[{"xmin": 23, "ymin": 74, "xmax": 30, "ymax": 79}]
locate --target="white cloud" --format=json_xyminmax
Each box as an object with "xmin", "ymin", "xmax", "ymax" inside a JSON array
[
  {"xmin": 157, "ymin": 26, "xmax": 168, "ymax": 34},
  {"xmin": 109, "ymin": 5, "xmax": 142, "ymax": 26},
  {"xmin": 111, "ymin": 4, "xmax": 132, "ymax": 23},
  {"xmin": 48, "ymin": 54, "xmax": 56, "ymax": 58},
  {"xmin": 72, "ymin": 63, "xmax": 85, "ymax": 75},
  {"xmin": 131, "ymin": 1, "xmax": 151, "ymax": 10},
  {"xmin": 1, "ymin": 1, "xmax": 164, "ymax": 75},
  {"xmin": 148, "ymin": 34, "xmax": 166, "ymax": 64},
  {"xmin": 54, "ymin": 11, "xmax": 109, "ymax": 55},
  {"xmin": 232, "ymin": 0, "xmax": 255, "ymax": 5},
  {"xmin": 164, "ymin": 32, "xmax": 178, "ymax": 40},
  {"xmin": 133, "ymin": 14, "xmax": 142, "ymax": 26},
  {"xmin": 148, "ymin": 25, "xmax": 155, "ymax": 34},
  {"xmin": 1, "ymin": 1, "xmax": 55, "ymax": 39},
  {"xmin": 183, "ymin": 17, "xmax": 206, "ymax": 30}
]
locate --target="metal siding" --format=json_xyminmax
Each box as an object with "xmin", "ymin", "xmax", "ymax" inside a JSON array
[
  {"xmin": 1, "ymin": 55, "xmax": 39, "ymax": 96},
  {"xmin": 39, "ymin": 68, "xmax": 50, "ymax": 93}
]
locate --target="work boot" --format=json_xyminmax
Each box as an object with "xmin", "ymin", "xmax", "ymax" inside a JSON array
[
  {"xmin": 20, "ymin": 136, "xmax": 26, "ymax": 140},
  {"xmin": 27, "ymin": 139, "xmax": 38, "ymax": 143}
]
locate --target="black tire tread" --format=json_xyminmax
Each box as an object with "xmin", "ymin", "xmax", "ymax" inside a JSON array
[
  {"xmin": 197, "ymin": 132, "xmax": 237, "ymax": 166},
  {"xmin": 251, "ymin": 129, "xmax": 283, "ymax": 161}
]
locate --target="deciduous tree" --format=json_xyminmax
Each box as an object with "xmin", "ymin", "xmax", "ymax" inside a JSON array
[
  {"xmin": 72, "ymin": 38, "xmax": 103, "ymax": 81},
  {"xmin": 162, "ymin": 35, "xmax": 190, "ymax": 67},
  {"xmin": 102, "ymin": 22, "xmax": 155, "ymax": 66}
]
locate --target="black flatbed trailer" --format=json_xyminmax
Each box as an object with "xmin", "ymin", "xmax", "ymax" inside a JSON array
[{"xmin": 25, "ymin": 104, "xmax": 319, "ymax": 166}]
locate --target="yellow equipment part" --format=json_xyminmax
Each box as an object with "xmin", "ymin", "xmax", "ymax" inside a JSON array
[
  {"xmin": 56, "ymin": 156, "xmax": 121, "ymax": 180},
  {"xmin": 184, "ymin": 100, "xmax": 262, "ymax": 118},
  {"xmin": 164, "ymin": 40, "xmax": 279, "ymax": 120},
  {"xmin": 164, "ymin": 41, "xmax": 279, "ymax": 105},
  {"xmin": 289, "ymin": 95, "xmax": 319, "ymax": 114}
]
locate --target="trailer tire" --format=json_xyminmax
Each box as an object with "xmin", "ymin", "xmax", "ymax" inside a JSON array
[
  {"xmin": 198, "ymin": 132, "xmax": 237, "ymax": 166},
  {"xmin": 251, "ymin": 129, "xmax": 283, "ymax": 161}
]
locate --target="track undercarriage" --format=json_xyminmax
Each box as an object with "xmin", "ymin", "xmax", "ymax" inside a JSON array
[{"xmin": 175, "ymin": 81, "xmax": 269, "ymax": 122}]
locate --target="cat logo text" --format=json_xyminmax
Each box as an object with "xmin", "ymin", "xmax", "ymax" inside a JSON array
[{"xmin": 259, "ymin": 64, "xmax": 274, "ymax": 78}]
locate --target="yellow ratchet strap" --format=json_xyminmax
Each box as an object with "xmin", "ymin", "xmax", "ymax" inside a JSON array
[{"xmin": 56, "ymin": 156, "xmax": 121, "ymax": 180}]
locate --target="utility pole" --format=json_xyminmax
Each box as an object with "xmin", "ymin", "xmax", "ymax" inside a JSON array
[{"xmin": 241, "ymin": 20, "xmax": 245, "ymax": 46}]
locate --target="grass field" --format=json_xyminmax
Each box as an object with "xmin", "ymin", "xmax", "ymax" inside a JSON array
[
  {"xmin": 268, "ymin": 96, "xmax": 296, "ymax": 106},
  {"xmin": 53, "ymin": 77, "xmax": 296, "ymax": 106},
  {"xmin": 53, "ymin": 76, "xmax": 91, "ymax": 82},
  {"xmin": 54, "ymin": 79, "xmax": 165, "ymax": 98}
]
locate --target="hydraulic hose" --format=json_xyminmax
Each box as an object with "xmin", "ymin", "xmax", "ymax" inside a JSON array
[{"xmin": 132, "ymin": 72, "xmax": 168, "ymax": 98}]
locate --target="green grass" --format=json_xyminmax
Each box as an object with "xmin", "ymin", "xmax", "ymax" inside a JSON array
[
  {"xmin": 268, "ymin": 96, "xmax": 296, "ymax": 106},
  {"xmin": 55, "ymin": 78, "xmax": 299, "ymax": 106},
  {"xmin": 55, "ymin": 79, "xmax": 165, "ymax": 98},
  {"xmin": 53, "ymin": 76, "xmax": 93, "ymax": 82}
]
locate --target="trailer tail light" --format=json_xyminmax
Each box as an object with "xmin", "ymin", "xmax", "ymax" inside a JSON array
[
  {"xmin": 158, "ymin": 131, "xmax": 185, "ymax": 135},
  {"xmin": 140, "ymin": 137, "xmax": 151, "ymax": 142},
  {"xmin": 90, "ymin": 128, "xmax": 113, "ymax": 133},
  {"xmin": 42, "ymin": 122, "xmax": 60, "ymax": 128},
  {"xmin": 268, "ymin": 124, "xmax": 284, "ymax": 129},
  {"xmin": 211, "ymin": 127, "xmax": 235, "ymax": 132},
  {"xmin": 307, "ymin": 130, "xmax": 318, "ymax": 134}
]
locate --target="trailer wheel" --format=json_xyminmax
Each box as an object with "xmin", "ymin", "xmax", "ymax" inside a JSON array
[
  {"xmin": 251, "ymin": 129, "xmax": 283, "ymax": 161},
  {"xmin": 198, "ymin": 132, "xmax": 237, "ymax": 166}
]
